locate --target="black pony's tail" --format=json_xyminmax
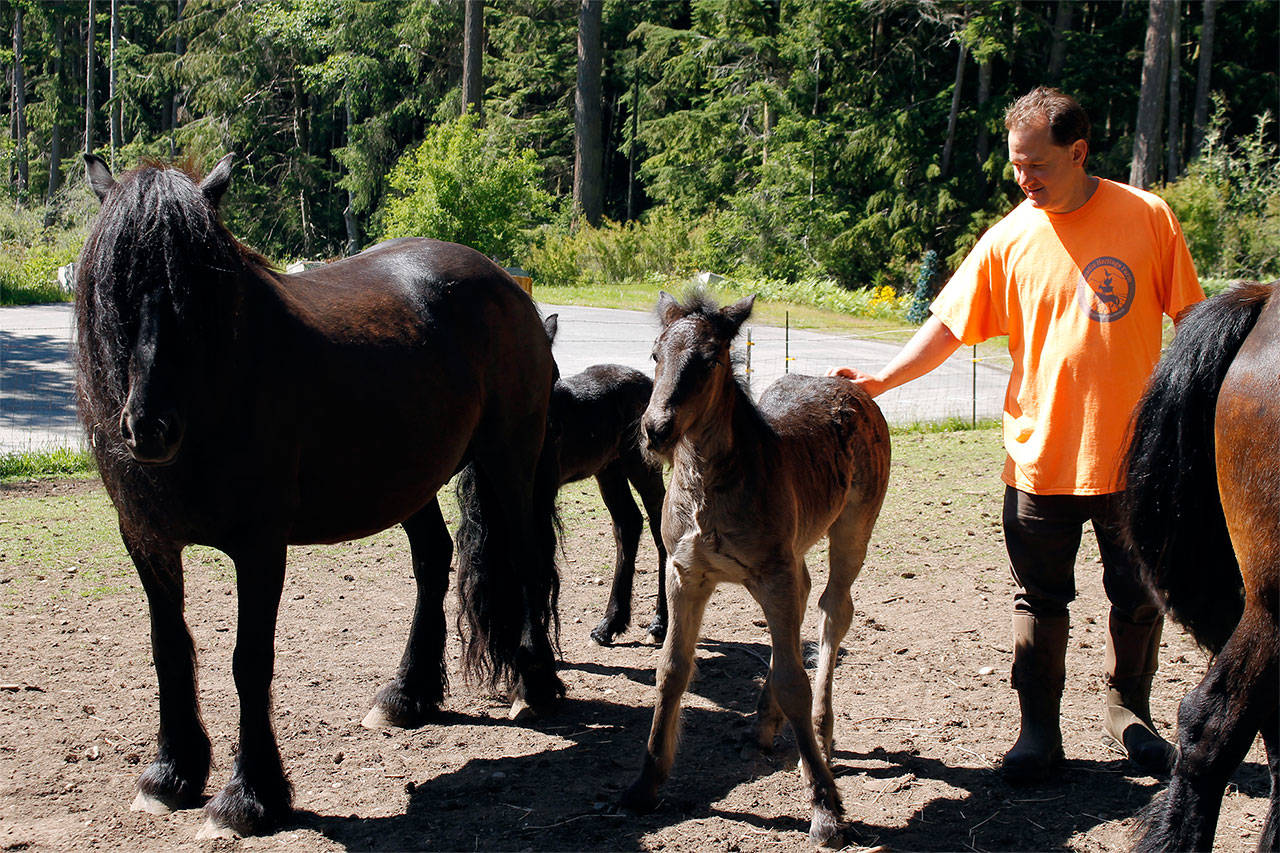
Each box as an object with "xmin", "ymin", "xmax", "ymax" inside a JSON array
[
  {"xmin": 454, "ymin": 438, "xmax": 563, "ymax": 700},
  {"xmin": 1121, "ymin": 283, "xmax": 1271, "ymax": 653}
]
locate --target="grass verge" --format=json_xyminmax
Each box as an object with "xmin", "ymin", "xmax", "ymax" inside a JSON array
[{"xmin": 0, "ymin": 447, "xmax": 95, "ymax": 482}]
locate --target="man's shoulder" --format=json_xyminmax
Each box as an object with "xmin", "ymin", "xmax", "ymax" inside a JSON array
[{"xmin": 1097, "ymin": 178, "xmax": 1175, "ymax": 217}]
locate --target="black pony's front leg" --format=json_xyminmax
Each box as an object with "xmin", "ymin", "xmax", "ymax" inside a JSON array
[
  {"xmin": 200, "ymin": 541, "xmax": 291, "ymax": 839},
  {"xmin": 364, "ymin": 499, "xmax": 452, "ymax": 729},
  {"xmin": 591, "ymin": 464, "xmax": 643, "ymax": 646},
  {"xmin": 124, "ymin": 529, "xmax": 211, "ymax": 814}
]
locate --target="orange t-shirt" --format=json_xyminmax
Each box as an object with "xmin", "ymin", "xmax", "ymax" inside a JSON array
[{"xmin": 931, "ymin": 179, "xmax": 1204, "ymax": 495}]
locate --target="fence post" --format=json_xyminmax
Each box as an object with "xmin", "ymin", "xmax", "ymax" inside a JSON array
[{"xmin": 972, "ymin": 344, "xmax": 977, "ymax": 428}]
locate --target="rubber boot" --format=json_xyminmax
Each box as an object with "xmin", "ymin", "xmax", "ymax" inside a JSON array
[
  {"xmin": 1001, "ymin": 612, "xmax": 1068, "ymax": 784},
  {"xmin": 1103, "ymin": 609, "xmax": 1176, "ymax": 776}
]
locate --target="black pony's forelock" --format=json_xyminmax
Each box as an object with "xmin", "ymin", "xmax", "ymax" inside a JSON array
[{"xmin": 74, "ymin": 162, "xmax": 250, "ymax": 438}]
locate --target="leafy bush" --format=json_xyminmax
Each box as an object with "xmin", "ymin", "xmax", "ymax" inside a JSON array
[
  {"xmin": 1158, "ymin": 103, "xmax": 1280, "ymax": 281},
  {"xmin": 374, "ymin": 115, "xmax": 552, "ymax": 264},
  {"xmin": 0, "ymin": 185, "xmax": 95, "ymax": 305},
  {"xmin": 526, "ymin": 207, "xmax": 713, "ymax": 287}
]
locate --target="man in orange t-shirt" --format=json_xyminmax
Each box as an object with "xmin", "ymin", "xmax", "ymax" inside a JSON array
[{"xmin": 830, "ymin": 87, "xmax": 1203, "ymax": 783}]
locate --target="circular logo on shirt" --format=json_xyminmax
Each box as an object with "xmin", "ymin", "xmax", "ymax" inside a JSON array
[{"xmin": 1077, "ymin": 257, "xmax": 1135, "ymax": 322}]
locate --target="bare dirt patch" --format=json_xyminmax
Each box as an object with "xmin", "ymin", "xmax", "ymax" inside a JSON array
[{"xmin": 0, "ymin": 428, "xmax": 1269, "ymax": 851}]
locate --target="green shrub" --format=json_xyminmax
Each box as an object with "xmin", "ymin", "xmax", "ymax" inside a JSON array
[
  {"xmin": 0, "ymin": 447, "xmax": 95, "ymax": 481},
  {"xmin": 1158, "ymin": 102, "xmax": 1280, "ymax": 281},
  {"xmin": 374, "ymin": 115, "xmax": 552, "ymax": 264},
  {"xmin": 0, "ymin": 183, "xmax": 96, "ymax": 305},
  {"xmin": 526, "ymin": 207, "xmax": 713, "ymax": 287}
]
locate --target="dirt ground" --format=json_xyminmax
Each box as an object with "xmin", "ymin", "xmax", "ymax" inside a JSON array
[{"xmin": 0, "ymin": 428, "xmax": 1270, "ymax": 852}]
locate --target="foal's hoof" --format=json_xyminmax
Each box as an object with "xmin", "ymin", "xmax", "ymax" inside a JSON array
[
  {"xmin": 195, "ymin": 818, "xmax": 238, "ymax": 841},
  {"xmin": 590, "ymin": 620, "xmax": 624, "ymax": 647},
  {"xmin": 362, "ymin": 680, "xmax": 440, "ymax": 729}
]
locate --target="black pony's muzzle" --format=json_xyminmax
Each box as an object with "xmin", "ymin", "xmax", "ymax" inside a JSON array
[{"xmin": 120, "ymin": 407, "xmax": 184, "ymax": 465}]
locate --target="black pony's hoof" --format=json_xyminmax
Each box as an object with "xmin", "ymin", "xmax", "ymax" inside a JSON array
[
  {"xmin": 203, "ymin": 776, "xmax": 292, "ymax": 838},
  {"xmin": 133, "ymin": 758, "xmax": 208, "ymax": 814},
  {"xmin": 363, "ymin": 679, "xmax": 442, "ymax": 729},
  {"xmin": 511, "ymin": 670, "xmax": 566, "ymax": 720},
  {"xmin": 590, "ymin": 618, "xmax": 626, "ymax": 647}
]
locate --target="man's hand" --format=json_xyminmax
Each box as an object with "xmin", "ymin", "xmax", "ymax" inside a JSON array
[{"xmin": 826, "ymin": 366, "xmax": 888, "ymax": 398}]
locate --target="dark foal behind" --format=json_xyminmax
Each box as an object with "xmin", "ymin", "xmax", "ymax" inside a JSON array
[
  {"xmin": 621, "ymin": 290, "xmax": 891, "ymax": 845},
  {"xmin": 1122, "ymin": 281, "xmax": 1279, "ymax": 853},
  {"xmin": 75, "ymin": 155, "xmax": 563, "ymax": 839},
  {"xmin": 545, "ymin": 316, "xmax": 668, "ymax": 645}
]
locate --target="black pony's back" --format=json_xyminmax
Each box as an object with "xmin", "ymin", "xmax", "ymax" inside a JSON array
[{"xmin": 1121, "ymin": 283, "xmax": 1274, "ymax": 653}]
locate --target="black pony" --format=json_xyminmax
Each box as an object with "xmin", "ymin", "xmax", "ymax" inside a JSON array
[
  {"xmin": 544, "ymin": 316, "xmax": 668, "ymax": 645},
  {"xmin": 75, "ymin": 155, "xmax": 563, "ymax": 838},
  {"xmin": 1122, "ymin": 281, "xmax": 1279, "ymax": 852}
]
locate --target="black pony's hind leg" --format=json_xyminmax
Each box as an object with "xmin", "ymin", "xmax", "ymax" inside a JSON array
[
  {"xmin": 124, "ymin": 531, "xmax": 211, "ymax": 814},
  {"xmin": 201, "ymin": 542, "xmax": 292, "ymax": 838},
  {"xmin": 630, "ymin": 458, "xmax": 669, "ymax": 643},
  {"xmin": 591, "ymin": 462, "xmax": 643, "ymax": 646},
  {"xmin": 364, "ymin": 498, "xmax": 453, "ymax": 729}
]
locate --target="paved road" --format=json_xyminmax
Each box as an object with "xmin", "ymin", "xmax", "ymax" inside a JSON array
[{"xmin": 0, "ymin": 302, "xmax": 1008, "ymax": 453}]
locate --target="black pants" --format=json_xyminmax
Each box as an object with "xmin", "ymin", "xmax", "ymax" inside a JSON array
[{"xmin": 1002, "ymin": 486, "xmax": 1160, "ymax": 623}]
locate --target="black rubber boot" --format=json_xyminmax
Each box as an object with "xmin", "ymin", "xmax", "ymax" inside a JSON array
[
  {"xmin": 1002, "ymin": 612, "xmax": 1068, "ymax": 784},
  {"xmin": 1103, "ymin": 609, "xmax": 1176, "ymax": 776}
]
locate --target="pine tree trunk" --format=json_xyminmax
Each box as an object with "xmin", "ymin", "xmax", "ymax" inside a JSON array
[
  {"xmin": 109, "ymin": 0, "xmax": 121, "ymax": 168},
  {"xmin": 1129, "ymin": 0, "xmax": 1173, "ymax": 189},
  {"xmin": 1165, "ymin": 0, "xmax": 1182, "ymax": 180},
  {"xmin": 47, "ymin": 11, "xmax": 65, "ymax": 202},
  {"xmin": 13, "ymin": 5, "xmax": 27, "ymax": 193},
  {"xmin": 941, "ymin": 40, "xmax": 967, "ymax": 178},
  {"xmin": 1189, "ymin": 0, "xmax": 1217, "ymax": 159},
  {"xmin": 85, "ymin": 0, "xmax": 95, "ymax": 155},
  {"xmin": 573, "ymin": 0, "xmax": 603, "ymax": 228},
  {"xmin": 462, "ymin": 0, "xmax": 483, "ymax": 119},
  {"xmin": 1048, "ymin": 0, "xmax": 1073, "ymax": 83},
  {"xmin": 343, "ymin": 103, "xmax": 359, "ymax": 256},
  {"xmin": 170, "ymin": 0, "xmax": 185, "ymax": 158}
]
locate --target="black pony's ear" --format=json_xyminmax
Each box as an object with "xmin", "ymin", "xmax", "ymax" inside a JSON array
[
  {"xmin": 722, "ymin": 294, "xmax": 756, "ymax": 335},
  {"xmin": 84, "ymin": 154, "xmax": 116, "ymax": 202},
  {"xmin": 656, "ymin": 291, "xmax": 683, "ymax": 327},
  {"xmin": 199, "ymin": 153, "xmax": 235, "ymax": 207},
  {"xmin": 543, "ymin": 314, "xmax": 559, "ymax": 344}
]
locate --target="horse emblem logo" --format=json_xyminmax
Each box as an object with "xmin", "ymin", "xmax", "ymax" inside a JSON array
[{"xmin": 1077, "ymin": 256, "xmax": 1135, "ymax": 322}]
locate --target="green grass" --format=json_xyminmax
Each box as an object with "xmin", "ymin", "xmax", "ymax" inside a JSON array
[{"xmin": 0, "ymin": 447, "xmax": 95, "ymax": 482}]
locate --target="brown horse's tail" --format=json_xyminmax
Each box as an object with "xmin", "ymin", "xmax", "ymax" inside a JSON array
[
  {"xmin": 1121, "ymin": 283, "xmax": 1272, "ymax": 653},
  {"xmin": 454, "ymin": 434, "xmax": 564, "ymax": 703}
]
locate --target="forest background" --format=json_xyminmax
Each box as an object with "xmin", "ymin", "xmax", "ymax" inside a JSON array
[{"xmin": 2, "ymin": 0, "xmax": 1278, "ymax": 312}]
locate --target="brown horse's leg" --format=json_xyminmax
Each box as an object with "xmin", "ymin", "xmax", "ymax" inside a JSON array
[
  {"xmin": 201, "ymin": 542, "xmax": 292, "ymax": 839},
  {"xmin": 1140, "ymin": 603, "xmax": 1277, "ymax": 853},
  {"xmin": 621, "ymin": 567, "xmax": 714, "ymax": 814},
  {"xmin": 591, "ymin": 463, "xmax": 643, "ymax": 646},
  {"xmin": 750, "ymin": 569, "xmax": 843, "ymax": 845},
  {"xmin": 816, "ymin": 506, "xmax": 874, "ymax": 762},
  {"xmin": 629, "ymin": 460, "xmax": 670, "ymax": 643},
  {"xmin": 123, "ymin": 530, "xmax": 211, "ymax": 815},
  {"xmin": 365, "ymin": 499, "xmax": 452, "ymax": 729}
]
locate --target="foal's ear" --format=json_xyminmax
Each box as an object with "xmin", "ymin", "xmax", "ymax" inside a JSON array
[
  {"xmin": 543, "ymin": 314, "xmax": 559, "ymax": 345},
  {"xmin": 200, "ymin": 153, "xmax": 236, "ymax": 207},
  {"xmin": 84, "ymin": 154, "xmax": 117, "ymax": 202},
  {"xmin": 656, "ymin": 291, "xmax": 683, "ymax": 327},
  {"xmin": 722, "ymin": 294, "xmax": 756, "ymax": 335}
]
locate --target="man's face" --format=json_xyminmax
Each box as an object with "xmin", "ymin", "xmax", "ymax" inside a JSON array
[{"xmin": 1007, "ymin": 118, "xmax": 1088, "ymax": 214}]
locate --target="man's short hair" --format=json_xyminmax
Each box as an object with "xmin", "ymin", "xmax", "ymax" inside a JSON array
[{"xmin": 1005, "ymin": 86, "xmax": 1091, "ymax": 148}]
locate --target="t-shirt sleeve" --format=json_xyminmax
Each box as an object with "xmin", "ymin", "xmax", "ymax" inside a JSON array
[
  {"xmin": 1158, "ymin": 203, "xmax": 1205, "ymax": 320},
  {"xmin": 930, "ymin": 233, "xmax": 1006, "ymax": 346}
]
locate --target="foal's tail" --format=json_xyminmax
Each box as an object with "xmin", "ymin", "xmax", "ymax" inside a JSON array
[
  {"xmin": 454, "ymin": 436, "xmax": 563, "ymax": 700},
  {"xmin": 1121, "ymin": 284, "xmax": 1270, "ymax": 653}
]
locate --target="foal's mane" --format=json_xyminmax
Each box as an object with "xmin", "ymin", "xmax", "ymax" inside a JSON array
[{"xmin": 661, "ymin": 285, "xmax": 754, "ymax": 397}]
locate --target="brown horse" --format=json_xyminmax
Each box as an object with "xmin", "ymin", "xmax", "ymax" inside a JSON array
[
  {"xmin": 75, "ymin": 155, "xmax": 563, "ymax": 838},
  {"xmin": 620, "ymin": 290, "xmax": 891, "ymax": 844},
  {"xmin": 545, "ymin": 315, "xmax": 668, "ymax": 644},
  {"xmin": 1122, "ymin": 280, "xmax": 1279, "ymax": 852}
]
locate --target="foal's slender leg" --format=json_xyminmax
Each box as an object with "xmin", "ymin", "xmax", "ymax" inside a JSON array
[
  {"xmin": 364, "ymin": 498, "xmax": 453, "ymax": 728},
  {"xmin": 591, "ymin": 463, "xmax": 643, "ymax": 646},
  {"xmin": 201, "ymin": 542, "xmax": 292, "ymax": 838},
  {"xmin": 631, "ymin": 461, "xmax": 670, "ymax": 642},
  {"xmin": 752, "ymin": 559, "xmax": 810, "ymax": 753},
  {"xmin": 750, "ymin": 568, "xmax": 843, "ymax": 845},
  {"xmin": 123, "ymin": 531, "xmax": 211, "ymax": 813},
  {"xmin": 1260, "ymin": 704, "xmax": 1279, "ymax": 853},
  {"xmin": 814, "ymin": 505, "xmax": 875, "ymax": 761},
  {"xmin": 621, "ymin": 566, "xmax": 714, "ymax": 813}
]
